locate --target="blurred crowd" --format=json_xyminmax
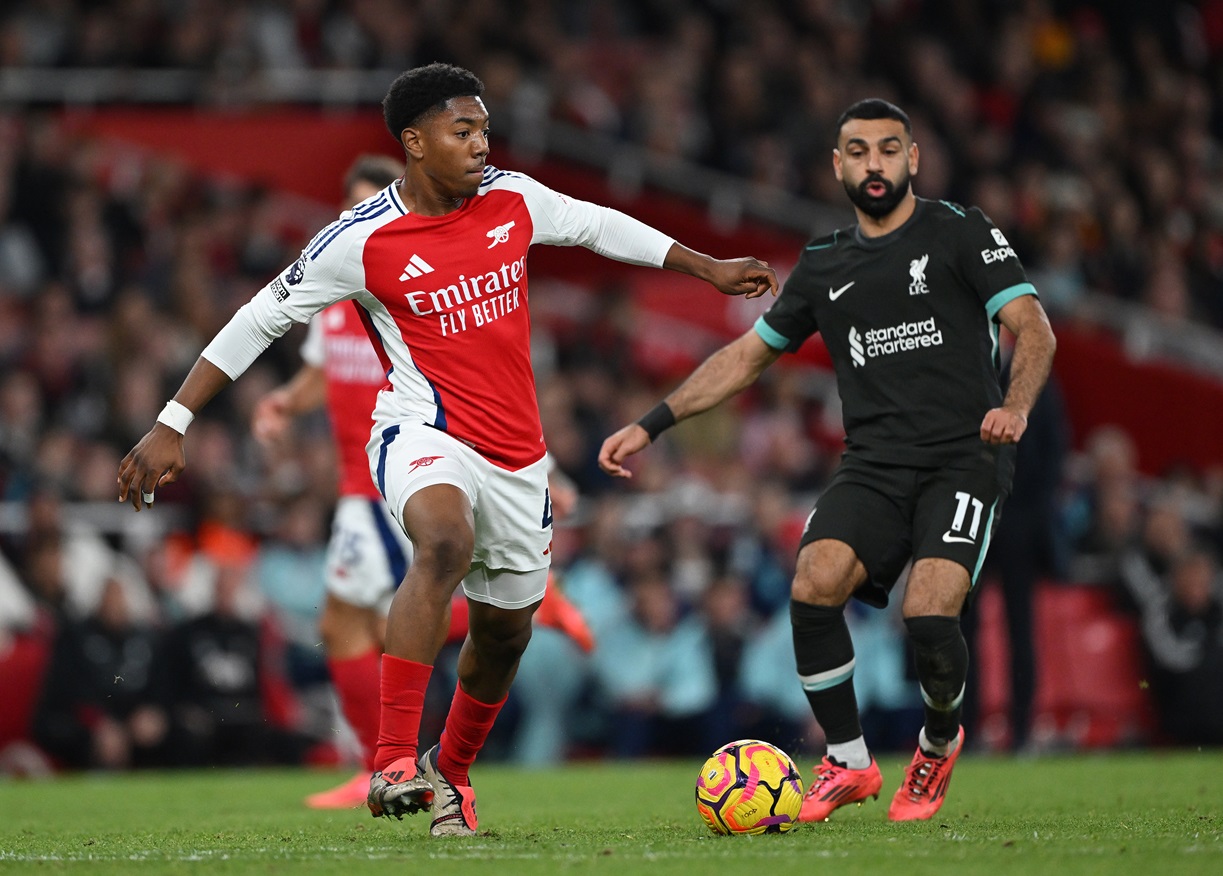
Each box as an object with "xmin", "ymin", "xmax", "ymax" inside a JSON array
[
  {"xmin": 4, "ymin": 0, "xmax": 1223, "ymax": 327},
  {"xmin": 2, "ymin": 0, "xmax": 1223, "ymax": 774}
]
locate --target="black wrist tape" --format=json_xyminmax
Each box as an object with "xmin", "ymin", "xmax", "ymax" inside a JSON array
[{"xmin": 636, "ymin": 402, "xmax": 676, "ymax": 441}]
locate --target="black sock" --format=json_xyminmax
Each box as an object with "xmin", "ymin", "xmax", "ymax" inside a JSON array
[
  {"xmin": 905, "ymin": 615, "xmax": 968, "ymax": 746},
  {"xmin": 791, "ymin": 599, "xmax": 861, "ymax": 744}
]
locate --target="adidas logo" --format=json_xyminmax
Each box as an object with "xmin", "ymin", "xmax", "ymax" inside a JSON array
[{"xmin": 399, "ymin": 254, "xmax": 435, "ymax": 281}]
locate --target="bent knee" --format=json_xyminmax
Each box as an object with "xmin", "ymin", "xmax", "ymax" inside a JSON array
[
  {"xmin": 793, "ymin": 539, "xmax": 866, "ymax": 605},
  {"xmin": 411, "ymin": 529, "xmax": 475, "ymax": 578}
]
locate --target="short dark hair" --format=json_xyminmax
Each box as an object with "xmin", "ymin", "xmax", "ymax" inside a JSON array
[
  {"xmin": 835, "ymin": 99, "xmax": 912, "ymax": 141},
  {"xmin": 382, "ymin": 63, "xmax": 485, "ymax": 143},
  {"xmin": 344, "ymin": 154, "xmax": 402, "ymax": 194}
]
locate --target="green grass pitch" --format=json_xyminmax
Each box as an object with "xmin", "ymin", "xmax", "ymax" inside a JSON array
[{"xmin": 0, "ymin": 749, "xmax": 1219, "ymax": 875}]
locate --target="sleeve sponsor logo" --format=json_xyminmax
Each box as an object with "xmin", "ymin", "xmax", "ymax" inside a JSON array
[
  {"xmin": 981, "ymin": 245, "xmax": 1017, "ymax": 264},
  {"xmin": 271, "ymin": 278, "xmax": 290, "ymax": 302},
  {"xmin": 286, "ymin": 255, "xmax": 307, "ymax": 286},
  {"xmin": 982, "ymin": 227, "xmax": 1016, "ymax": 264}
]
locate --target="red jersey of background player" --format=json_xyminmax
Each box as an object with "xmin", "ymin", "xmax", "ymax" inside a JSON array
[{"xmin": 299, "ymin": 303, "xmax": 385, "ymax": 498}]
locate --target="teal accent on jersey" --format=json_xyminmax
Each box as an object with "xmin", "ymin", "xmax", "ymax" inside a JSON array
[
  {"xmin": 754, "ymin": 315, "xmax": 790, "ymax": 350},
  {"xmin": 971, "ymin": 500, "xmax": 999, "ymax": 584},
  {"xmin": 985, "ymin": 282, "xmax": 1037, "ymax": 320},
  {"xmin": 990, "ymin": 320, "xmax": 1000, "ymax": 369},
  {"xmin": 939, "ymin": 200, "xmax": 967, "ymax": 217},
  {"xmin": 805, "ymin": 229, "xmax": 840, "ymax": 250}
]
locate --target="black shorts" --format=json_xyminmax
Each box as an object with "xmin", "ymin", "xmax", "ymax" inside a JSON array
[{"xmin": 800, "ymin": 447, "xmax": 1014, "ymax": 608}]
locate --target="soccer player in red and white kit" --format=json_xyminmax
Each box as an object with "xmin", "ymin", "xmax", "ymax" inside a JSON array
[
  {"xmin": 118, "ymin": 63, "xmax": 777, "ymax": 835},
  {"xmin": 253, "ymin": 154, "xmax": 590, "ymax": 810}
]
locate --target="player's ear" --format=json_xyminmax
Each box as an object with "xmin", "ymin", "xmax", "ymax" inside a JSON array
[
  {"xmin": 401, "ymin": 127, "xmax": 424, "ymax": 161},
  {"xmin": 832, "ymin": 148, "xmax": 843, "ymax": 181},
  {"xmin": 909, "ymin": 141, "xmax": 919, "ymax": 175}
]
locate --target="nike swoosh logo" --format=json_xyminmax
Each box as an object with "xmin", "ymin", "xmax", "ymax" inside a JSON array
[
  {"xmin": 942, "ymin": 531, "xmax": 975, "ymax": 544},
  {"xmin": 829, "ymin": 282, "xmax": 855, "ymax": 300}
]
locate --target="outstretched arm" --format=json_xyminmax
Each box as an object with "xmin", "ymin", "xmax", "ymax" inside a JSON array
[
  {"xmin": 117, "ymin": 357, "xmax": 232, "ymax": 511},
  {"xmin": 980, "ymin": 295, "xmax": 1057, "ymax": 445},
  {"xmin": 523, "ymin": 185, "xmax": 779, "ymax": 299},
  {"xmin": 663, "ymin": 243, "xmax": 778, "ymax": 299},
  {"xmin": 599, "ymin": 329, "xmax": 781, "ymax": 478}
]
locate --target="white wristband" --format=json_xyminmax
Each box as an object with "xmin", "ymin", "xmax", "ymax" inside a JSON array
[{"xmin": 156, "ymin": 400, "xmax": 195, "ymax": 435}]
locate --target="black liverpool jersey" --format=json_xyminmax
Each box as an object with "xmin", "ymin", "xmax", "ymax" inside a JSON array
[{"xmin": 756, "ymin": 198, "xmax": 1037, "ymax": 467}]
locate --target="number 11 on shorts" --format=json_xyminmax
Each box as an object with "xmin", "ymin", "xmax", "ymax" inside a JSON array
[{"xmin": 945, "ymin": 490, "xmax": 983, "ymax": 543}]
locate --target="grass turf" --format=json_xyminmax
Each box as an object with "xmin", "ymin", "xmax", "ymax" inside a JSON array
[{"xmin": 0, "ymin": 749, "xmax": 1219, "ymax": 875}]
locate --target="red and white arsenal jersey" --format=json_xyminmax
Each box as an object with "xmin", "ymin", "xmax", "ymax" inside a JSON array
[
  {"xmin": 299, "ymin": 303, "xmax": 385, "ymax": 498},
  {"xmin": 202, "ymin": 168, "xmax": 674, "ymax": 471}
]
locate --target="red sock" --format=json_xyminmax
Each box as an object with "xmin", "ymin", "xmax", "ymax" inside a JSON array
[
  {"xmin": 375, "ymin": 654, "xmax": 432, "ymax": 772},
  {"xmin": 438, "ymin": 682, "xmax": 505, "ymax": 786},
  {"xmin": 327, "ymin": 649, "xmax": 382, "ymax": 770}
]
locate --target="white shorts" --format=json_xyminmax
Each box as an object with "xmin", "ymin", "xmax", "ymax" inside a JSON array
[
  {"xmin": 324, "ymin": 495, "xmax": 413, "ymax": 611},
  {"xmin": 368, "ymin": 423, "xmax": 553, "ymax": 608}
]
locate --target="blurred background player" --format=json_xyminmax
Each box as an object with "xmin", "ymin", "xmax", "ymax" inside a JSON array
[
  {"xmin": 251, "ymin": 154, "xmax": 406, "ymax": 808},
  {"xmin": 252, "ymin": 154, "xmax": 590, "ymax": 809}
]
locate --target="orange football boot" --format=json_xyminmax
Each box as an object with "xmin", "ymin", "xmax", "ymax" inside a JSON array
[
  {"xmin": 798, "ymin": 756, "xmax": 883, "ymax": 822},
  {"xmin": 888, "ymin": 727, "xmax": 965, "ymax": 822}
]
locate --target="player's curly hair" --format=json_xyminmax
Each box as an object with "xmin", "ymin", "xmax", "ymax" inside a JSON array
[
  {"xmin": 835, "ymin": 98, "xmax": 912, "ymax": 141},
  {"xmin": 382, "ymin": 63, "xmax": 485, "ymax": 143}
]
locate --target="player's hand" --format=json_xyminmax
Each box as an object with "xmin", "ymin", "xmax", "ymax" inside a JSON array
[
  {"xmin": 598, "ymin": 424, "xmax": 652, "ymax": 478},
  {"xmin": 252, "ymin": 389, "xmax": 292, "ymax": 448},
  {"xmin": 707, "ymin": 257, "xmax": 778, "ymax": 299},
  {"xmin": 980, "ymin": 407, "xmax": 1028, "ymax": 445},
  {"xmin": 117, "ymin": 424, "xmax": 186, "ymax": 511}
]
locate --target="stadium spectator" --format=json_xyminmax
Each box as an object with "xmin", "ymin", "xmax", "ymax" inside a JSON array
[
  {"xmin": 1139, "ymin": 546, "xmax": 1223, "ymax": 745},
  {"xmin": 32, "ymin": 576, "xmax": 170, "ymax": 770},
  {"xmin": 698, "ymin": 574, "xmax": 757, "ymax": 748},
  {"xmin": 161, "ymin": 560, "xmax": 311, "ymax": 767},
  {"xmin": 591, "ymin": 568, "xmax": 718, "ymax": 758}
]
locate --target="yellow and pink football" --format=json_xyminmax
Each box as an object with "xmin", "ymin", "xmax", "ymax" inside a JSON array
[{"xmin": 695, "ymin": 739, "xmax": 804, "ymax": 835}]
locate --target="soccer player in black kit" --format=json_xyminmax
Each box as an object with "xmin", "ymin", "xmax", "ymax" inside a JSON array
[{"xmin": 599, "ymin": 99, "xmax": 1056, "ymax": 822}]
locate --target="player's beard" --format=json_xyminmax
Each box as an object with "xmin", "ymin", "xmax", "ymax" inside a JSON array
[{"xmin": 845, "ymin": 170, "xmax": 910, "ymax": 219}]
